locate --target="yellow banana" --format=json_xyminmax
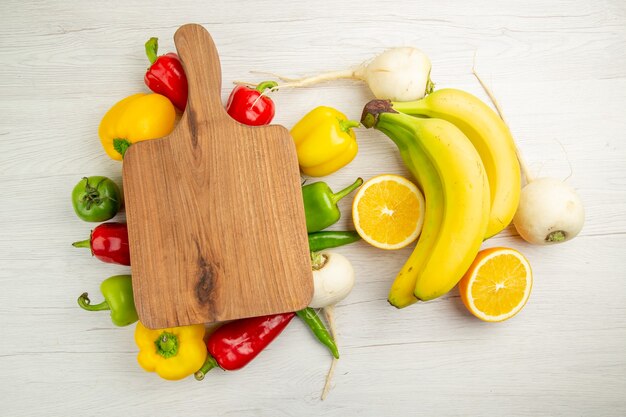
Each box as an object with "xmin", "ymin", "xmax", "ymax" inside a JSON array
[
  {"xmin": 362, "ymin": 102, "xmax": 490, "ymax": 302},
  {"xmin": 392, "ymin": 89, "xmax": 520, "ymax": 238},
  {"xmin": 411, "ymin": 118, "xmax": 490, "ymax": 300},
  {"xmin": 376, "ymin": 123, "xmax": 443, "ymax": 308}
]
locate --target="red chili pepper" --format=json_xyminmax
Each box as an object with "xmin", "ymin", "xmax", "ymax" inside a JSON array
[
  {"xmin": 195, "ymin": 312, "xmax": 295, "ymax": 379},
  {"xmin": 72, "ymin": 222, "xmax": 130, "ymax": 266},
  {"xmin": 144, "ymin": 37, "xmax": 188, "ymax": 112},
  {"xmin": 225, "ymin": 81, "xmax": 278, "ymax": 126}
]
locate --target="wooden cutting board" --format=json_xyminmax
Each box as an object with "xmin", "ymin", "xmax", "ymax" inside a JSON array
[{"xmin": 122, "ymin": 24, "xmax": 312, "ymax": 329}]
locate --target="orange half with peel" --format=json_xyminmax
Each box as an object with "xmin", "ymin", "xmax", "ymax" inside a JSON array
[
  {"xmin": 459, "ymin": 247, "xmax": 533, "ymax": 322},
  {"xmin": 352, "ymin": 174, "xmax": 424, "ymax": 250}
]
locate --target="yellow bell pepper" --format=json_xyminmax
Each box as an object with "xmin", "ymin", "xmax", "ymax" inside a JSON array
[
  {"xmin": 290, "ymin": 106, "xmax": 360, "ymax": 177},
  {"xmin": 135, "ymin": 321, "xmax": 207, "ymax": 381},
  {"xmin": 98, "ymin": 93, "xmax": 176, "ymax": 161}
]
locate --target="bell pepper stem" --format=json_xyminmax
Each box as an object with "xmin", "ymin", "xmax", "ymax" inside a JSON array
[
  {"xmin": 155, "ymin": 331, "xmax": 179, "ymax": 359},
  {"xmin": 77, "ymin": 293, "xmax": 110, "ymax": 311},
  {"xmin": 72, "ymin": 229, "xmax": 94, "ymax": 254},
  {"xmin": 113, "ymin": 138, "xmax": 131, "ymax": 158},
  {"xmin": 81, "ymin": 177, "xmax": 104, "ymax": 210},
  {"xmin": 72, "ymin": 239, "xmax": 91, "ymax": 249},
  {"xmin": 195, "ymin": 354, "xmax": 219, "ymax": 381},
  {"xmin": 145, "ymin": 37, "xmax": 159, "ymax": 65},
  {"xmin": 339, "ymin": 119, "xmax": 360, "ymax": 133},
  {"xmin": 331, "ymin": 178, "xmax": 363, "ymax": 204},
  {"xmin": 255, "ymin": 81, "xmax": 278, "ymax": 93}
]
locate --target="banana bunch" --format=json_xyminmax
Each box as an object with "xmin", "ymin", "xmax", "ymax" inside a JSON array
[
  {"xmin": 361, "ymin": 89, "xmax": 520, "ymax": 307},
  {"xmin": 393, "ymin": 89, "xmax": 521, "ymax": 239}
]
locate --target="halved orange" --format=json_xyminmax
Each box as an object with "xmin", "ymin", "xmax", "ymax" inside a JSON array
[
  {"xmin": 352, "ymin": 174, "xmax": 424, "ymax": 250},
  {"xmin": 459, "ymin": 247, "xmax": 533, "ymax": 322}
]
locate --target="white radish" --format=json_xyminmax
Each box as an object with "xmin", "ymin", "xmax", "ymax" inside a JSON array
[
  {"xmin": 472, "ymin": 64, "xmax": 585, "ymax": 245},
  {"xmin": 309, "ymin": 251, "xmax": 355, "ymax": 308},
  {"xmin": 238, "ymin": 47, "xmax": 433, "ymax": 102},
  {"xmin": 513, "ymin": 178, "xmax": 584, "ymax": 244}
]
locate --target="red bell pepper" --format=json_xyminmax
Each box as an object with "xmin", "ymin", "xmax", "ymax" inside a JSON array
[
  {"xmin": 72, "ymin": 222, "xmax": 130, "ymax": 266},
  {"xmin": 144, "ymin": 37, "xmax": 188, "ymax": 111},
  {"xmin": 225, "ymin": 81, "xmax": 278, "ymax": 126},
  {"xmin": 195, "ymin": 312, "xmax": 295, "ymax": 379}
]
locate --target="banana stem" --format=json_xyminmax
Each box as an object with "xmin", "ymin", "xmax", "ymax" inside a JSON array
[{"xmin": 471, "ymin": 66, "xmax": 535, "ymax": 184}]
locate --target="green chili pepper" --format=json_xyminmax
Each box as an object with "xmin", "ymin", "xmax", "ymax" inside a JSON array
[
  {"xmin": 308, "ymin": 230, "xmax": 361, "ymax": 252},
  {"xmin": 77, "ymin": 275, "xmax": 138, "ymax": 327},
  {"xmin": 302, "ymin": 178, "xmax": 363, "ymax": 233},
  {"xmin": 296, "ymin": 307, "xmax": 339, "ymax": 359}
]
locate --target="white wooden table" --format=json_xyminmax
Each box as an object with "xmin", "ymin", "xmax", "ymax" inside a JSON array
[{"xmin": 2, "ymin": 1, "xmax": 625, "ymax": 415}]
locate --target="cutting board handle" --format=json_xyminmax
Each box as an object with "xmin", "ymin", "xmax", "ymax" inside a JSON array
[{"xmin": 174, "ymin": 24, "xmax": 225, "ymax": 119}]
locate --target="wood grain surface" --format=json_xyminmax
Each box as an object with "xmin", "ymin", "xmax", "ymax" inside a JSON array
[
  {"xmin": 123, "ymin": 24, "xmax": 312, "ymax": 328},
  {"xmin": 1, "ymin": 0, "xmax": 625, "ymax": 416}
]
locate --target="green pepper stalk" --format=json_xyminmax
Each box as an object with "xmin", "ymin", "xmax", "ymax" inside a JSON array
[
  {"xmin": 302, "ymin": 178, "xmax": 363, "ymax": 233},
  {"xmin": 77, "ymin": 275, "xmax": 138, "ymax": 327},
  {"xmin": 194, "ymin": 355, "xmax": 220, "ymax": 381},
  {"xmin": 296, "ymin": 308, "xmax": 339, "ymax": 359}
]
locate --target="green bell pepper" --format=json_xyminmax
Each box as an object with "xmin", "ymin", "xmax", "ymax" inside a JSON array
[
  {"xmin": 302, "ymin": 178, "xmax": 363, "ymax": 233},
  {"xmin": 71, "ymin": 176, "xmax": 122, "ymax": 222},
  {"xmin": 77, "ymin": 275, "xmax": 138, "ymax": 327}
]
